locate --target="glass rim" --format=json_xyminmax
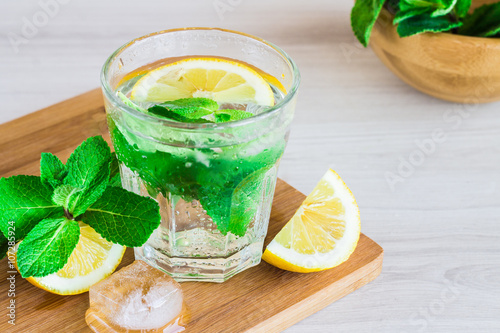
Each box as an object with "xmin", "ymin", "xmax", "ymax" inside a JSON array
[{"xmin": 100, "ymin": 27, "xmax": 300, "ymax": 130}]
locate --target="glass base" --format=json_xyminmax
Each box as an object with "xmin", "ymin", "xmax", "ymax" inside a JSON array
[{"xmin": 134, "ymin": 241, "xmax": 264, "ymax": 282}]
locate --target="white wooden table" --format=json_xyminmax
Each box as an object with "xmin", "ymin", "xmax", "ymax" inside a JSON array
[{"xmin": 1, "ymin": 0, "xmax": 499, "ymax": 332}]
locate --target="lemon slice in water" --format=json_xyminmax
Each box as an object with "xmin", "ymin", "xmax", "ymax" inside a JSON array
[{"xmin": 130, "ymin": 57, "xmax": 275, "ymax": 106}]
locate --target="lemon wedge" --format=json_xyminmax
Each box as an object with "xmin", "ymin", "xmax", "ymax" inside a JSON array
[
  {"xmin": 13, "ymin": 223, "xmax": 125, "ymax": 295},
  {"xmin": 130, "ymin": 57, "xmax": 275, "ymax": 106},
  {"xmin": 262, "ymin": 169, "xmax": 361, "ymax": 272}
]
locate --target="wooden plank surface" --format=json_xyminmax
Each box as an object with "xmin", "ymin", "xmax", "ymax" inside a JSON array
[{"xmin": 0, "ymin": 90, "xmax": 383, "ymax": 332}]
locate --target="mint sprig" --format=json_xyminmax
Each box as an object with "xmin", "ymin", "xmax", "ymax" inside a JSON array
[
  {"xmin": 0, "ymin": 136, "xmax": 161, "ymax": 278},
  {"xmin": 350, "ymin": 0, "xmax": 497, "ymax": 46}
]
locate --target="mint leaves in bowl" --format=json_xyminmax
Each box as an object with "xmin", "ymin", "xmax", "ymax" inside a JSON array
[{"xmin": 351, "ymin": 0, "xmax": 500, "ymax": 103}]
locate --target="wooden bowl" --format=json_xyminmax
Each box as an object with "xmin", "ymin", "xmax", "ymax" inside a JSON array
[{"xmin": 370, "ymin": 1, "xmax": 500, "ymax": 103}]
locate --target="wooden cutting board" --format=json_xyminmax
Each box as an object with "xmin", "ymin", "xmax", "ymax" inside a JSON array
[{"xmin": 0, "ymin": 89, "xmax": 383, "ymax": 333}]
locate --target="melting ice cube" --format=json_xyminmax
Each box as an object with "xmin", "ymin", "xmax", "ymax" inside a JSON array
[{"xmin": 86, "ymin": 260, "xmax": 185, "ymax": 332}]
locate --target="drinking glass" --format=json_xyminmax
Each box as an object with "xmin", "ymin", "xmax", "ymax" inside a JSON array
[{"xmin": 101, "ymin": 28, "xmax": 300, "ymax": 282}]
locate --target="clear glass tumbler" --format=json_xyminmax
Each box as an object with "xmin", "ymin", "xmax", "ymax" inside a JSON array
[{"xmin": 101, "ymin": 28, "xmax": 300, "ymax": 282}]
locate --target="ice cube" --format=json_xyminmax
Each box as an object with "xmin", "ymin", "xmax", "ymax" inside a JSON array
[
  {"xmin": 244, "ymin": 102, "xmax": 269, "ymax": 115},
  {"xmin": 86, "ymin": 260, "xmax": 186, "ymax": 333}
]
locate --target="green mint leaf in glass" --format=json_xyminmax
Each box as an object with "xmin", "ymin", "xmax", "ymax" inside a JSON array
[
  {"xmin": 214, "ymin": 109, "xmax": 254, "ymax": 123},
  {"xmin": 198, "ymin": 169, "xmax": 266, "ymax": 237},
  {"xmin": 108, "ymin": 174, "xmax": 123, "ymax": 188},
  {"xmin": 430, "ymin": 0, "xmax": 457, "ymax": 17},
  {"xmin": 459, "ymin": 3, "xmax": 500, "ymax": 37},
  {"xmin": 63, "ymin": 136, "xmax": 111, "ymax": 217},
  {"xmin": 40, "ymin": 152, "xmax": 67, "ymax": 189},
  {"xmin": 454, "ymin": 0, "xmax": 471, "ymax": 18},
  {"xmin": 117, "ymin": 91, "xmax": 147, "ymax": 113},
  {"xmin": 148, "ymin": 106, "xmax": 213, "ymax": 123},
  {"xmin": 148, "ymin": 97, "xmax": 218, "ymax": 123},
  {"xmin": 0, "ymin": 175, "xmax": 64, "ymax": 240},
  {"xmin": 81, "ymin": 186, "xmax": 161, "ymax": 247},
  {"xmin": 228, "ymin": 168, "xmax": 269, "ymax": 236},
  {"xmin": 156, "ymin": 98, "xmax": 218, "ymax": 119},
  {"xmin": 0, "ymin": 232, "xmax": 8, "ymax": 260},
  {"xmin": 351, "ymin": 0, "xmax": 386, "ymax": 47},
  {"xmin": 397, "ymin": 13, "xmax": 462, "ymax": 37},
  {"xmin": 17, "ymin": 217, "xmax": 80, "ymax": 278},
  {"xmin": 109, "ymin": 153, "xmax": 122, "ymax": 187}
]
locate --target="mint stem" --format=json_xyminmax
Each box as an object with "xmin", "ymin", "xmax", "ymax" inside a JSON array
[{"xmin": 64, "ymin": 208, "xmax": 74, "ymax": 220}]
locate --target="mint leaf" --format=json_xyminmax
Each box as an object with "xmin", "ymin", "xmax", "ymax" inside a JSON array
[
  {"xmin": 398, "ymin": 0, "xmax": 457, "ymax": 18},
  {"xmin": 64, "ymin": 136, "xmax": 111, "ymax": 217},
  {"xmin": 214, "ymin": 109, "xmax": 254, "ymax": 123},
  {"xmin": 148, "ymin": 98, "xmax": 218, "ymax": 123},
  {"xmin": 148, "ymin": 106, "xmax": 213, "ymax": 123},
  {"xmin": 430, "ymin": 0, "xmax": 457, "ymax": 17},
  {"xmin": 394, "ymin": 6, "xmax": 429, "ymax": 24},
  {"xmin": 109, "ymin": 153, "xmax": 122, "ymax": 187},
  {"xmin": 351, "ymin": 0, "xmax": 386, "ymax": 47},
  {"xmin": 51, "ymin": 185, "xmax": 82, "ymax": 211},
  {"xmin": 0, "ymin": 176, "xmax": 64, "ymax": 240},
  {"xmin": 156, "ymin": 98, "xmax": 218, "ymax": 119},
  {"xmin": 459, "ymin": 3, "xmax": 500, "ymax": 37},
  {"xmin": 0, "ymin": 233, "xmax": 7, "ymax": 260},
  {"xmin": 40, "ymin": 152, "xmax": 67, "ymax": 189},
  {"xmin": 81, "ymin": 186, "xmax": 161, "ymax": 247},
  {"xmin": 400, "ymin": 0, "xmax": 444, "ymax": 11},
  {"xmin": 110, "ymin": 153, "xmax": 119, "ymax": 180},
  {"xmin": 400, "ymin": 0, "xmax": 439, "ymax": 10},
  {"xmin": 454, "ymin": 0, "xmax": 471, "ymax": 18},
  {"xmin": 17, "ymin": 218, "xmax": 79, "ymax": 278},
  {"xmin": 109, "ymin": 174, "xmax": 122, "ymax": 188},
  {"xmin": 397, "ymin": 13, "xmax": 462, "ymax": 37},
  {"xmin": 228, "ymin": 168, "xmax": 268, "ymax": 236}
]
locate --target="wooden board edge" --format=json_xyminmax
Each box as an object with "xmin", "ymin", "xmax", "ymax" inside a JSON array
[{"xmin": 249, "ymin": 249, "xmax": 384, "ymax": 333}]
